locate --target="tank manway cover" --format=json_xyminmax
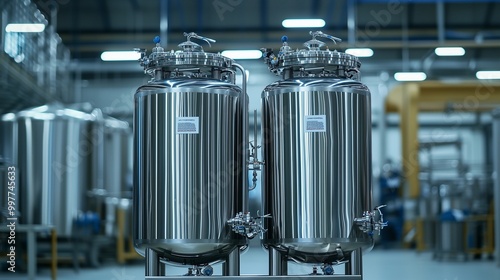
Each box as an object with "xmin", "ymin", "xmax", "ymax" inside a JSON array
[
  {"xmin": 262, "ymin": 31, "xmax": 361, "ymax": 79},
  {"xmin": 282, "ymin": 50, "xmax": 360, "ymax": 69},
  {"xmin": 135, "ymin": 32, "xmax": 234, "ymax": 78}
]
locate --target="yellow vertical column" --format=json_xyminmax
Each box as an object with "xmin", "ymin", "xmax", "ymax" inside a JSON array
[
  {"xmin": 51, "ymin": 228, "xmax": 57, "ymax": 280},
  {"xmin": 400, "ymin": 83, "xmax": 421, "ymax": 199},
  {"xmin": 399, "ymin": 83, "xmax": 421, "ymax": 247}
]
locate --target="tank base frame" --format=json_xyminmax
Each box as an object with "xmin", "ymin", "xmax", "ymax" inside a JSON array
[{"xmin": 143, "ymin": 247, "xmax": 364, "ymax": 279}]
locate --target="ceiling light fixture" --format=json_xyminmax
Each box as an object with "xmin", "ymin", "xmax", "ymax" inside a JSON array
[
  {"xmin": 282, "ymin": 19, "xmax": 325, "ymax": 28},
  {"xmin": 221, "ymin": 50, "xmax": 262, "ymax": 60},
  {"xmin": 394, "ymin": 72, "xmax": 427, "ymax": 82},
  {"xmin": 345, "ymin": 48, "xmax": 374, "ymax": 57},
  {"xmin": 6, "ymin": 23, "xmax": 45, "ymax": 33},
  {"xmin": 476, "ymin": 71, "xmax": 500, "ymax": 80},
  {"xmin": 434, "ymin": 47, "xmax": 465, "ymax": 56},
  {"xmin": 100, "ymin": 51, "xmax": 141, "ymax": 61}
]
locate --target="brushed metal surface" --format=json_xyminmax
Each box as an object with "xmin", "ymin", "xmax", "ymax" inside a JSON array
[
  {"xmin": 134, "ymin": 79, "xmax": 248, "ymax": 265},
  {"xmin": 261, "ymin": 79, "xmax": 373, "ymax": 263},
  {"xmin": 0, "ymin": 105, "xmax": 95, "ymax": 236}
]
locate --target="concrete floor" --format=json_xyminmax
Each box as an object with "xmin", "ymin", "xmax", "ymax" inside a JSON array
[{"xmin": 1, "ymin": 248, "xmax": 499, "ymax": 280}]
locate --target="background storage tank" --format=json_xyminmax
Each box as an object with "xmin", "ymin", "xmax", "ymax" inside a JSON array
[
  {"xmin": 133, "ymin": 33, "xmax": 249, "ymax": 275},
  {"xmin": 86, "ymin": 109, "xmax": 132, "ymax": 238},
  {"xmin": 0, "ymin": 103, "xmax": 96, "ymax": 236},
  {"xmin": 261, "ymin": 32, "xmax": 385, "ymax": 275}
]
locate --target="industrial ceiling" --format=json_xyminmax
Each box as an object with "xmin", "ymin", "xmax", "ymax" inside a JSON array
[
  {"xmin": 38, "ymin": 0, "xmax": 500, "ymax": 79},
  {"xmin": 2, "ymin": 0, "xmax": 500, "ymax": 114}
]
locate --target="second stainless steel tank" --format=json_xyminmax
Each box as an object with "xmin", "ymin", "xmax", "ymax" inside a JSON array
[
  {"xmin": 133, "ymin": 33, "xmax": 248, "ymax": 267},
  {"xmin": 261, "ymin": 32, "xmax": 385, "ymax": 265}
]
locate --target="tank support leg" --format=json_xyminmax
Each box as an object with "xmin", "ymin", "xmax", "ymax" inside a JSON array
[
  {"xmin": 145, "ymin": 248, "xmax": 162, "ymax": 276},
  {"xmin": 346, "ymin": 248, "xmax": 363, "ymax": 279},
  {"xmin": 159, "ymin": 262, "xmax": 166, "ymax": 276},
  {"xmin": 269, "ymin": 247, "xmax": 288, "ymax": 276},
  {"xmin": 222, "ymin": 248, "xmax": 240, "ymax": 276}
]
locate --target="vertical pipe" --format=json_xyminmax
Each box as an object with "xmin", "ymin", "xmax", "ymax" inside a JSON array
[
  {"xmin": 1, "ymin": 6, "xmax": 8, "ymax": 53},
  {"xmin": 378, "ymin": 77, "xmax": 389, "ymax": 164},
  {"xmin": 49, "ymin": 4, "xmax": 58, "ymax": 97},
  {"xmin": 63, "ymin": 48, "xmax": 71, "ymax": 102},
  {"xmin": 401, "ymin": 4, "xmax": 409, "ymax": 72},
  {"xmin": 71, "ymin": 0, "xmax": 80, "ymax": 58},
  {"xmin": 347, "ymin": 0, "xmax": 356, "ymax": 46},
  {"xmin": 222, "ymin": 248, "xmax": 240, "ymax": 276},
  {"xmin": 145, "ymin": 248, "xmax": 161, "ymax": 276},
  {"xmin": 493, "ymin": 112, "xmax": 500, "ymax": 267},
  {"xmin": 346, "ymin": 248, "xmax": 363, "ymax": 279},
  {"xmin": 37, "ymin": 27, "xmax": 45, "ymax": 87},
  {"xmin": 436, "ymin": 0, "xmax": 445, "ymax": 45},
  {"xmin": 254, "ymin": 109, "xmax": 258, "ymax": 154},
  {"xmin": 196, "ymin": 0, "xmax": 203, "ymax": 33},
  {"xmin": 94, "ymin": 111, "xmax": 105, "ymax": 190},
  {"xmin": 269, "ymin": 247, "xmax": 287, "ymax": 276},
  {"xmin": 233, "ymin": 63, "xmax": 246, "ymax": 98},
  {"xmin": 311, "ymin": 0, "xmax": 320, "ymax": 16},
  {"xmin": 42, "ymin": 120, "xmax": 51, "ymax": 229},
  {"xmin": 51, "ymin": 228, "xmax": 57, "ymax": 280},
  {"xmin": 27, "ymin": 229, "xmax": 36, "ymax": 279},
  {"xmin": 25, "ymin": 118, "xmax": 34, "ymax": 225},
  {"xmin": 260, "ymin": 0, "xmax": 268, "ymax": 41},
  {"xmin": 160, "ymin": 0, "xmax": 168, "ymax": 47},
  {"xmin": 233, "ymin": 62, "xmax": 249, "ymax": 212}
]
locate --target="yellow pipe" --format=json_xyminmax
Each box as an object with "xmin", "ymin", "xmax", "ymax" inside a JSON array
[
  {"xmin": 116, "ymin": 206, "xmax": 140, "ymax": 263},
  {"xmin": 51, "ymin": 228, "xmax": 57, "ymax": 280}
]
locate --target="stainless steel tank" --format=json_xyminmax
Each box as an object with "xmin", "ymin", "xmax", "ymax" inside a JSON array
[
  {"xmin": 260, "ymin": 32, "xmax": 385, "ymax": 268},
  {"xmin": 101, "ymin": 116, "xmax": 132, "ymax": 237},
  {"xmin": 0, "ymin": 104, "xmax": 96, "ymax": 236},
  {"xmin": 0, "ymin": 114, "xmax": 18, "ymax": 224},
  {"xmin": 85, "ymin": 109, "xmax": 132, "ymax": 237},
  {"xmin": 133, "ymin": 33, "xmax": 249, "ymax": 269}
]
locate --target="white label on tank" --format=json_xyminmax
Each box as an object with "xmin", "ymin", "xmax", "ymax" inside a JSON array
[
  {"xmin": 304, "ymin": 115, "xmax": 326, "ymax": 133},
  {"xmin": 176, "ymin": 117, "xmax": 199, "ymax": 134}
]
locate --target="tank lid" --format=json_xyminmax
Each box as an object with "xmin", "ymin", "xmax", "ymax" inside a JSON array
[
  {"xmin": 135, "ymin": 33, "xmax": 234, "ymax": 78},
  {"xmin": 15, "ymin": 103, "xmax": 95, "ymax": 121},
  {"xmin": 262, "ymin": 31, "xmax": 361, "ymax": 79}
]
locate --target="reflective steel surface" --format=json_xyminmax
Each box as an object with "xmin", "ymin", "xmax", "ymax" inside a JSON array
[
  {"xmin": 1, "ymin": 105, "xmax": 95, "ymax": 236},
  {"xmin": 133, "ymin": 79, "xmax": 248, "ymax": 265},
  {"xmin": 261, "ymin": 79, "xmax": 373, "ymax": 263}
]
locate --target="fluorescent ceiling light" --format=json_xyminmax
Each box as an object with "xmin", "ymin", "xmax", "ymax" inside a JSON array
[
  {"xmin": 476, "ymin": 71, "xmax": 500, "ymax": 80},
  {"xmin": 221, "ymin": 50, "xmax": 262, "ymax": 60},
  {"xmin": 6, "ymin": 23, "xmax": 45, "ymax": 33},
  {"xmin": 101, "ymin": 51, "xmax": 141, "ymax": 61},
  {"xmin": 282, "ymin": 19, "xmax": 325, "ymax": 28},
  {"xmin": 434, "ymin": 47, "xmax": 465, "ymax": 56},
  {"xmin": 394, "ymin": 72, "xmax": 427, "ymax": 82},
  {"xmin": 345, "ymin": 48, "xmax": 374, "ymax": 57}
]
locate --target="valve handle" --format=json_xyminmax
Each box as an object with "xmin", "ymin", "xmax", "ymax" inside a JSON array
[
  {"xmin": 375, "ymin": 204, "xmax": 387, "ymax": 223},
  {"xmin": 256, "ymin": 210, "xmax": 272, "ymax": 219},
  {"xmin": 183, "ymin": 32, "xmax": 216, "ymax": 47},
  {"xmin": 309, "ymin": 31, "xmax": 342, "ymax": 44}
]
